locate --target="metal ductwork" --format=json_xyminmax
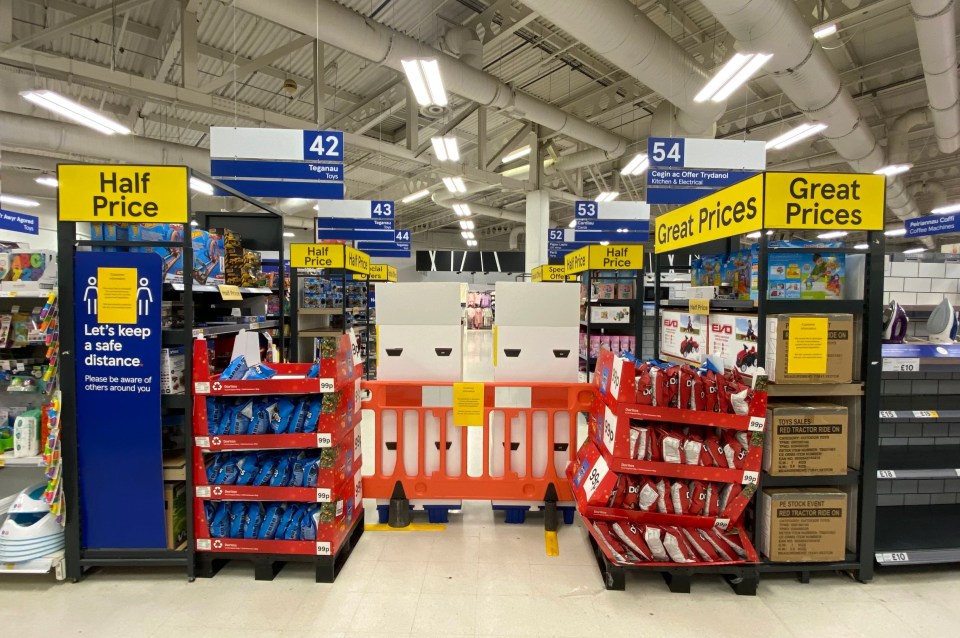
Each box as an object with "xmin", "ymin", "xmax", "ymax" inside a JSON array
[
  {"xmin": 698, "ymin": 0, "xmax": 933, "ymax": 248},
  {"xmin": 232, "ymin": 0, "xmax": 628, "ymax": 157},
  {"xmin": 910, "ymin": 0, "xmax": 960, "ymax": 154},
  {"xmin": 519, "ymin": 0, "xmax": 723, "ymax": 137},
  {"xmin": 888, "ymin": 107, "xmax": 934, "ymax": 165},
  {"xmin": 441, "ymin": 27, "xmax": 483, "ymax": 70},
  {"xmin": 908, "ymin": 180, "xmax": 948, "ymax": 211},
  {"xmin": 431, "ymin": 184, "xmax": 526, "ymax": 223},
  {"xmin": 509, "ymin": 226, "xmax": 524, "ymax": 250}
]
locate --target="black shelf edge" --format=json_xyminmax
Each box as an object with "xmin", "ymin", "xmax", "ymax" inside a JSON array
[
  {"xmin": 79, "ymin": 547, "xmax": 188, "ymax": 568},
  {"xmin": 877, "ymin": 446, "xmax": 960, "ymax": 478},
  {"xmin": 579, "ymin": 321, "xmax": 635, "ymax": 329},
  {"xmin": 660, "ymin": 299, "xmax": 756, "ymax": 310},
  {"xmin": 758, "ymin": 554, "xmax": 860, "ymax": 573},
  {"xmin": 763, "ymin": 299, "xmax": 864, "ymax": 315},
  {"xmin": 762, "ymin": 471, "xmax": 860, "ymax": 487},
  {"xmin": 875, "ymin": 504, "xmax": 960, "ymax": 565},
  {"xmin": 879, "ymin": 408, "xmax": 960, "ymax": 420},
  {"xmin": 81, "ymin": 240, "xmax": 182, "ymax": 248},
  {"xmin": 161, "ymin": 393, "xmax": 188, "ymax": 410},
  {"xmin": 162, "ymin": 321, "xmax": 279, "ymax": 344}
]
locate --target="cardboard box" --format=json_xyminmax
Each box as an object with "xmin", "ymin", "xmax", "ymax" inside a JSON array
[
  {"xmin": 589, "ymin": 305, "xmax": 631, "ymax": 324},
  {"xmin": 764, "ymin": 403, "xmax": 849, "ymax": 475},
  {"xmin": 759, "ymin": 242, "xmax": 846, "ymax": 301},
  {"xmin": 765, "ymin": 314, "xmax": 854, "ymax": 384},
  {"xmin": 164, "ymin": 482, "xmax": 187, "ymax": 550},
  {"xmin": 495, "ymin": 325, "xmax": 578, "ymax": 382},
  {"xmin": 660, "ymin": 310, "xmax": 707, "ymax": 365},
  {"xmin": 160, "ymin": 346, "xmax": 185, "ymax": 395},
  {"xmin": 377, "ymin": 324, "xmax": 462, "ymax": 381},
  {"xmin": 616, "ymin": 283, "xmax": 635, "ymax": 300},
  {"xmin": 759, "ymin": 488, "xmax": 847, "ymax": 562},
  {"xmin": 707, "ymin": 312, "xmax": 760, "ymax": 375},
  {"xmin": 191, "ymin": 230, "xmax": 224, "ymax": 285}
]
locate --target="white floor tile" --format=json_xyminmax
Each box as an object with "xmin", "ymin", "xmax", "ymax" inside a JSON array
[
  {"xmin": 413, "ymin": 592, "xmax": 478, "ymax": 634},
  {"xmin": 422, "ymin": 560, "xmax": 479, "ymax": 594}
]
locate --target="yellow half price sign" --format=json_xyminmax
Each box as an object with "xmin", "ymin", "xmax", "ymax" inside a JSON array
[
  {"xmin": 566, "ymin": 245, "xmax": 643, "ymax": 274},
  {"xmin": 688, "ymin": 298, "xmax": 710, "ymax": 315},
  {"xmin": 58, "ymin": 164, "xmax": 189, "ymax": 223},
  {"xmin": 218, "ymin": 285, "xmax": 243, "ymax": 301},
  {"xmin": 453, "ymin": 382, "xmax": 485, "ymax": 427},
  {"xmin": 787, "ymin": 316, "xmax": 829, "ymax": 374}
]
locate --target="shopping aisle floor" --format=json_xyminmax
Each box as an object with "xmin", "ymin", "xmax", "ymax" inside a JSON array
[{"xmin": 4, "ymin": 330, "xmax": 960, "ymax": 638}]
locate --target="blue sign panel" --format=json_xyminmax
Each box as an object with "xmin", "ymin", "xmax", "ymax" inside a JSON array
[
  {"xmin": 646, "ymin": 188, "xmax": 714, "ymax": 205},
  {"xmin": 302, "ymin": 130, "xmax": 344, "ymax": 161},
  {"xmin": 316, "ymin": 217, "xmax": 394, "ymax": 231},
  {"xmin": 211, "ymin": 159, "xmax": 343, "ymax": 181},
  {"xmin": 647, "ymin": 137, "xmax": 685, "ymax": 166},
  {"xmin": 574, "ymin": 219, "xmax": 650, "ymax": 232},
  {"xmin": 370, "ymin": 201, "xmax": 395, "ymax": 218},
  {"xmin": 215, "ymin": 179, "xmax": 344, "ymax": 199},
  {"xmin": 358, "ymin": 247, "xmax": 412, "ymax": 258},
  {"xmin": 648, "ymin": 167, "xmax": 755, "ymax": 189},
  {"xmin": 573, "ymin": 230, "xmax": 647, "ymax": 242},
  {"xmin": 906, "ymin": 213, "xmax": 960, "ymax": 238},
  {"xmin": 548, "ymin": 241, "xmax": 588, "ymax": 259},
  {"xmin": 316, "ymin": 227, "xmax": 396, "ymax": 242},
  {"xmin": 75, "ymin": 251, "xmax": 165, "ymax": 548},
  {"xmin": 0, "ymin": 209, "xmax": 39, "ymax": 235}
]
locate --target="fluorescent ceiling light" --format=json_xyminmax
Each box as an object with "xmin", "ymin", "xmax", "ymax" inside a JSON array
[
  {"xmin": 884, "ymin": 227, "xmax": 907, "ymax": 236},
  {"xmin": 817, "ymin": 231, "xmax": 848, "ymax": 239},
  {"xmin": 461, "ymin": 231, "xmax": 475, "ymax": 239},
  {"xmin": 813, "ymin": 24, "xmax": 838, "ymax": 39},
  {"xmin": 452, "ymin": 203, "xmax": 471, "ymax": 217},
  {"xmin": 568, "ymin": 220, "xmax": 576, "ymax": 228},
  {"xmin": 620, "ymin": 153, "xmax": 649, "ymax": 176},
  {"xmin": 0, "ymin": 194, "xmax": 39, "ymax": 207},
  {"xmin": 401, "ymin": 58, "xmax": 447, "ymax": 106},
  {"xmin": 694, "ymin": 53, "xmax": 773, "ymax": 103},
  {"xmin": 746, "ymin": 231, "xmax": 762, "ymax": 239},
  {"xmin": 35, "ymin": 176, "xmax": 58, "ymax": 188},
  {"xmin": 873, "ymin": 164, "xmax": 912, "ymax": 176},
  {"xmin": 20, "ymin": 90, "xmax": 130, "ymax": 135},
  {"xmin": 466, "ymin": 239, "xmax": 478, "ymax": 247},
  {"xmin": 442, "ymin": 177, "xmax": 467, "ymax": 193},
  {"xmin": 283, "ymin": 231, "xmax": 295, "ymax": 237},
  {"xmin": 430, "ymin": 136, "xmax": 460, "ymax": 162},
  {"xmin": 904, "ymin": 247, "xmax": 927, "ymax": 254},
  {"xmin": 854, "ymin": 243, "xmax": 869, "ymax": 250},
  {"xmin": 595, "ymin": 191, "xmax": 619, "ymax": 203},
  {"xmin": 189, "ymin": 176, "xmax": 215, "ymax": 196},
  {"xmin": 499, "ymin": 164, "xmax": 531, "ymax": 178},
  {"xmin": 932, "ymin": 202, "xmax": 960, "ymax": 215},
  {"xmin": 501, "ymin": 146, "xmax": 531, "ymax": 164},
  {"xmin": 401, "ymin": 189, "xmax": 430, "ymax": 203},
  {"xmin": 459, "ymin": 220, "xmax": 474, "ymax": 230},
  {"xmin": 765, "ymin": 122, "xmax": 828, "ymax": 150},
  {"xmin": 600, "ymin": 241, "xmax": 610, "ymax": 246}
]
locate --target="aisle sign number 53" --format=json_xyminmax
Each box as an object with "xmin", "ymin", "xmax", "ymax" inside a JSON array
[{"xmin": 303, "ymin": 131, "xmax": 344, "ymax": 161}]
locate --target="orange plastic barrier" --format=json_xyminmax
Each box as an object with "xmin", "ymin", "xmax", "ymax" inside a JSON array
[{"xmin": 361, "ymin": 380, "xmax": 594, "ymax": 502}]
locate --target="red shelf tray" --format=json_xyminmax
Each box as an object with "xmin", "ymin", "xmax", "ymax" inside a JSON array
[
  {"xmin": 604, "ymin": 453, "xmax": 758, "ymax": 485},
  {"xmin": 194, "ymin": 409, "xmax": 360, "ymax": 450},
  {"xmin": 615, "ymin": 403, "xmax": 766, "ymax": 432}
]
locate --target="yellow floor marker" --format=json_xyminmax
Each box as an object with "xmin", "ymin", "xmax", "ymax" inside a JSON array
[
  {"xmin": 364, "ymin": 523, "xmax": 447, "ymax": 532},
  {"xmin": 545, "ymin": 530, "xmax": 560, "ymax": 556}
]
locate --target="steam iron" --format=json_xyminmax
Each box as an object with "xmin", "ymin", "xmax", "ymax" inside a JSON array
[
  {"xmin": 926, "ymin": 298, "xmax": 957, "ymax": 344},
  {"xmin": 882, "ymin": 300, "xmax": 908, "ymax": 344}
]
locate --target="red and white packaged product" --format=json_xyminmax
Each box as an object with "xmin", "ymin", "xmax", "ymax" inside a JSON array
[
  {"xmin": 719, "ymin": 483, "xmax": 743, "ymax": 515},
  {"xmin": 643, "ymin": 525, "xmax": 670, "ymax": 562},
  {"xmin": 703, "ymin": 483, "xmax": 720, "ymax": 516},
  {"xmin": 698, "ymin": 528, "xmax": 734, "ymax": 561},
  {"xmin": 647, "ymin": 427, "xmax": 662, "ymax": 462},
  {"xmin": 682, "ymin": 528, "xmax": 720, "ymax": 562},
  {"xmin": 670, "ymin": 481, "xmax": 691, "ymax": 515},
  {"xmin": 682, "ymin": 434, "xmax": 703, "ymax": 466},
  {"xmin": 593, "ymin": 521, "xmax": 632, "ymax": 563},
  {"xmin": 664, "ymin": 366, "xmax": 681, "ymax": 407},
  {"xmin": 716, "ymin": 378, "xmax": 732, "ymax": 414},
  {"xmin": 687, "ymin": 480, "xmax": 707, "ymax": 515},
  {"xmin": 691, "ymin": 372, "xmax": 707, "ymax": 411},
  {"xmin": 702, "ymin": 370, "xmax": 719, "ymax": 413},
  {"xmin": 612, "ymin": 522, "xmax": 652, "ymax": 561},
  {"xmin": 678, "ymin": 366, "xmax": 696, "ymax": 410},
  {"xmin": 630, "ymin": 424, "xmax": 650, "ymax": 461},
  {"xmin": 619, "ymin": 477, "xmax": 642, "ymax": 510},
  {"xmin": 628, "ymin": 426, "xmax": 642, "ymax": 459},
  {"xmin": 730, "ymin": 388, "xmax": 750, "ymax": 415},
  {"xmin": 716, "ymin": 529, "xmax": 748, "ymax": 559},
  {"xmin": 704, "ymin": 431, "xmax": 724, "ymax": 467},
  {"xmin": 636, "ymin": 478, "xmax": 660, "ymax": 512},
  {"xmin": 608, "ymin": 475, "xmax": 629, "ymax": 509},
  {"xmin": 662, "ymin": 526, "xmax": 697, "ymax": 563},
  {"xmin": 722, "ymin": 430, "xmax": 746, "ymax": 470},
  {"xmin": 655, "ymin": 479, "xmax": 674, "ymax": 514},
  {"xmin": 659, "ymin": 427, "xmax": 683, "ymax": 464},
  {"xmin": 635, "ymin": 364, "xmax": 654, "ymax": 405}
]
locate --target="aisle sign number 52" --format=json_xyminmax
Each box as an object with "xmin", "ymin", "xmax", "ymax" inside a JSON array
[{"xmin": 303, "ymin": 131, "xmax": 344, "ymax": 161}]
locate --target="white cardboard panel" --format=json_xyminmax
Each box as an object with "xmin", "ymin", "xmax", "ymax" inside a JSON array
[
  {"xmin": 495, "ymin": 325, "xmax": 578, "ymax": 382},
  {"xmin": 377, "ymin": 324, "xmax": 463, "ymax": 381},
  {"xmin": 495, "ymin": 282, "xmax": 579, "ymax": 327},
  {"xmin": 376, "ymin": 283, "xmax": 463, "ymax": 326}
]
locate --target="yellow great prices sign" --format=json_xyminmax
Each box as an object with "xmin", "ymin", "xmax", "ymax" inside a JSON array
[
  {"xmin": 58, "ymin": 164, "xmax": 188, "ymax": 223},
  {"xmin": 655, "ymin": 173, "xmax": 763, "ymax": 253},
  {"xmin": 565, "ymin": 245, "xmax": 643, "ymax": 274},
  {"xmin": 290, "ymin": 244, "xmax": 369, "ymax": 274},
  {"xmin": 764, "ymin": 172, "xmax": 885, "ymax": 230}
]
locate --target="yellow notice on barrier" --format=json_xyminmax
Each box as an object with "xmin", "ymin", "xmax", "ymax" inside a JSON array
[
  {"xmin": 96, "ymin": 267, "xmax": 138, "ymax": 324},
  {"xmin": 787, "ymin": 316, "xmax": 828, "ymax": 374},
  {"xmin": 58, "ymin": 164, "xmax": 189, "ymax": 223},
  {"xmin": 453, "ymin": 382, "xmax": 485, "ymax": 427},
  {"xmin": 218, "ymin": 285, "xmax": 242, "ymax": 301},
  {"xmin": 688, "ymin": 298, "xmax": 710, "ymax": 315},
  {"xmin": 765, "ymin": 172, "xmax": 885, "ymax": 230},
  {"xmin": 655, "ymin": 174, "xmax": 764, "ymax": 253},
  {"xmin": 565, "ymin": 245, "xmax": 643, "ymax": 274}
]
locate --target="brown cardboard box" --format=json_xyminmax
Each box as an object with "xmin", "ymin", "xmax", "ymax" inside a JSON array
[
  {"xmin": 162, "ymin": 452, "xmax": 187, "ymax": 482},
  {"xmin": 764, "ymin": 314, "xmax": 854, "ymax": 384},
  {"xmin": 764, "ymin": 403, "xmax": 849, "ymax": 475},
  {"xmin": 164, "ymin": 482, "xmax": 187, "ymax": 550},
  {"xmin": 760, "ymin": 488, "xmax": 847, "ymax": 562}
]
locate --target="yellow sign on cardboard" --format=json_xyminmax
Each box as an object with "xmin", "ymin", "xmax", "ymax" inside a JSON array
[
  {"xmin": 453, "ymin": 382, "xmax": 485, "ymax": 427},
  {"xmin": 218, "ymin": 285, "xmax": 242, "ymax": 301},
  {"xmin": 96, "ymin": 267, "xmax": 138, "ymax": 324},
  {"xmin": 688, "ymin": 298, "xmax": 710, "ymax": 315},
  {"xmin": 787, "ymin": 316, "xmax": 829, "ymax": 374},
  {"xmin": 764, "ymin": 172, "xmax": 885, "ymax": 230},
  {"xmin": 566, "ymin": 245, "xmax": 644, "ymax": 274},
  {"xmin": 58, "ymin": 164, "xmax": 189, "ymax": 223},
  {"xmin": 655, "ymin": 173, "xmax": 764, "ymax": 253}
]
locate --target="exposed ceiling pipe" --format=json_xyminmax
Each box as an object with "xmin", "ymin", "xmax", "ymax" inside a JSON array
[
  {"xmin": 908, "ymin": 179, "xmax": 948, "ymax": 212},
  {"xmin": 509, "ymin": 226, "xmax": 524, "ymax": 250},
  {"xmin": 910, "ymin": 0, "xmax": 960, "ymax": 154},
  {"xmin": 519, "ymin": 0, "xmax": 723, "ymax": 137},
  {"xmin": 769, "ymin": 152, "xmax": 843, "ymax": 172},
  {"xmin": 441, "ymin": 27, "xmax": 482, "ymax": 70},
  {"xmin": 888, "ymin": 107, "xmax": 934, "ymax": 165},
  {"xmin": 232, "ymin": 0, "xmax": 628, "ymax": 157},
  {"xmin": 432, "ymin": 184, "xmax": 526, "ymax": 223},
  {"xmin": 698, "ymin": 0, "xmax": 934, "ymax": 249},
  {"xmin": 0, "ymin": 151, "xmax": 61, "ymax": 173}
]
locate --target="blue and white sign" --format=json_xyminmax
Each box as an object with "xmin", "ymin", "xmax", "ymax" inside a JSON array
[
  {"xmin": 906, "ymin": 213, "xmax": 960, "ymax": 238},
  {"xmin": 646, "ymin": 137, "xmax": 765, "ymax": 205},
  {"xmin": 573, "ymin": 200, "xmax": 650, "ymax": 233},
  {"xmin": 0, "ymin": 209, "xmax": 39, "ymax": 235},
  {"xmin": 316, "ymin": 217, "xmax": 394, "ymax": 231},
  {"xmin": 573, "ymin": 230, "xmax": 646, "ymax": 243},
  {"xmin": 316, "ymin": 227, "xmax": 396, "ymax": 242},
  {"xmin": 314, "ymin": 199, "xmax": 394, "ymax": 219},
  {"xmin": 74, "ymin": 251, "xmax": 165, "ymax": 549},
  {"xmin": 358, "ymin": 247, "xmax": 412, "ymax": 258},
  {"xmin": 210, "ymin": 127, "xmax": 345, "ymax": 199},
  {"xmin": 355, "ymin": 228, "xmax": 412, "ymax": 258}
]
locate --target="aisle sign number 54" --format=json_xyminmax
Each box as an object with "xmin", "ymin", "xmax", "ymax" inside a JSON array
[
  {"xmin": 648, "ymin": 138, "xmax": 684, "ymax": 166},
  {"xmin": 303, "ymin": 131, "xmax": 344, "ymax": 161}
]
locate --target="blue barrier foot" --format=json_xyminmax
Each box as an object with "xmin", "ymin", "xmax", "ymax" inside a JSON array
[{"xmin": 424, "ymin": 506, "xmax": 451, "ymax": 524}]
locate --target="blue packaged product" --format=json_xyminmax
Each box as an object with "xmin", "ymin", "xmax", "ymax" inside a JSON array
[
  {"xmin": 289, "ymin": 400, "xmax": 309, "ymax": 434},
  {"xmin": 304, "ymin": 456, "xmax": 321, "ymax": 488},
  {"xmin": 283, "ymin": 506, "xmax": 306, "ymax": 540},
  {"xmin": 228, "ymin": 502, "xmax": 247, "ymax": 538},
  {"xmin": 274, "ymin": 504, "xmax": 298, "ymax": 539},
  {"xmin": 306, "ymin": 360, "xmax": 321, "ymax": 378},
  {"xmin": 215, "ymin": 404, "xmax": 236, "ymax": 436},
  {"xmin": 271, "ymin": 399, "xmax": 296, "ymax": 434},
  {"xmin": 243, "ymin": 503, "xmax": 264, "ymax": 539},
  {"xmin": 209, "ymin": 502, "xmax": 230, "ymax": 538},
  {"xmin": 231, "ymin": 400, "xmax": 254, "ymax": 434},
  {"xmin": 292, "ymin": 454, "xmax": 313, "ymax": 487},
  {"xmin": 270, "ymin": 453, "xmax": 295, "ymax": 487},
  {"xmin": 235, "ymin": 454, "xmax": 261, "ymax": 486},
  {"xmin": 243, "ymin": 363, "xmax": 277, "ymax": 380},
  {"xmin": 214, "ymin": 458, "xmax": 239, "ymax": 485},
  {"xmin": 253, "ymin": 457, "xmax": 277, "ymax": 486},
  {"xmin": 258, "ymin": 503, "xmax": 284, "ymax": 540},
  {"xmin": 300, "ymin": 505, "xmax": 319, "ymax": 541},
  {"xmin": 129, "ymin": 223, "xmax": 185, "ymax": 280},
  {"xmin": 206, "ymin": 398, "xmax": 223, "ymax": 434},
  {"xmin": 250, "ymin": 400, "xmax": 276, "ymax": 435},
  {"xmin": 760, "ymin": 240, "xmax": 845, "ymax": 300},
  {"xmin": 221, "ymin": 355, "xmax": 249, "ymax": 381},
  {"xmin": 302, "ymin": 398, "xmax": 322, "ymax": 434},
  {"xmin": 206, "ymin": 453, "xmax": 224, "ymax": 483}
]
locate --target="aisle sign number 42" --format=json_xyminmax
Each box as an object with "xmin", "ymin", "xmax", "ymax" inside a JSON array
[{"xmin": 303, "ymin": 131, "xmax": 344, "ymax": 161}]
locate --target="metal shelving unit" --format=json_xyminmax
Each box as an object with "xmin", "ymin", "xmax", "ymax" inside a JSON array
[{"xmin": 576, "ymin": 270, "xmax": 644, "ymax": 381}]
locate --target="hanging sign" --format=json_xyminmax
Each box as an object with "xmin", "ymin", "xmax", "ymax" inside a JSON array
[
  {"xmin": 0, "ymin": 209, "xmax": 39, "ymax": 235},
  {"xmin": 531, "ymin": 265, "xmax": 566, "ymax": 282},
  {"xmin": 355, "ymin": 229, "xmax": 411, "ymax": 258},
  {"xmin": 906, "ymin": 212, "xmax": 960, "ymax": 238},
  {"xmin": 764, "ymin": 172, "xmax": 885, "ymax": 230},
  {"xmin": 369, "ymin": 264, "xmax": 397, "ymax": 282},
  {"xmin": 57, "ymin": 164, "xmax": 188, "ymax": 222},
  {"xmin": 75, "ymin": 251, "xmax": 165, "ymax": 548},
  {"xmin": 646, "ymin": 137, "xmax": 765, "ymax": 204},
  {"xmin": 573, "ymin": 200, "xmax": 651, "ymax": 234},
  {"xmin": 565, "ymin": 245, "xmax": 643, "ymax": 274},
  {"xmin": 290, "ymin": 244, "xmax": 370, "ymax": 274},
  {"xmin": 315, "ymin": 200, "xmax": 397, "ymax": 236}
]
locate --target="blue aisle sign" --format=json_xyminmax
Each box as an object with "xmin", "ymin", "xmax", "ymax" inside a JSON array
[
  {"xmin": 356, "ymin": 228, "xmax": 411, "ymax": 258},
  {"xmin": 646, "ymin": 137, "xmax": 765, "ymax": 204},
  {"xmin": 573, "ymin": 200, "xmax": 651, "ymax": 234},
  {"xmin": 316, "ymin": 217, "xmax": 394, "ymax": 231},
  {"xmin": 316, "ymin": 227, "xmax": 395, "ymax": 241},
  {"xmin": 0, "ymin": 209, "xmax": 39, "ymax": 235},
  {"xmin": 74, "ymin": 251, "xmax": 165, "ymax": 548},
  {"xmin": 210, "ymin": 127, "xmax": 344, "ymax": 199},
  {"xmin": 906, "ymin": 213, "xmax": 960, "ymax": 238},
  {"xmin": 315, "ymin": 200, "xmax": 398, "ymax": 240}
]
